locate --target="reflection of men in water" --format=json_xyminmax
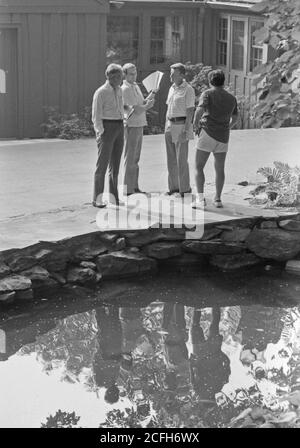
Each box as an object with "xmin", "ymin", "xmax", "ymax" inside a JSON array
[
  {"xmin": 189, "ymin": 307, "xmax": 230, "ymax": 400},
  {"xmin": 94, "ymin": 306, "xmax": 128, "ymax": 404},
  {"xmin": 162, "ymin": 303, "xmax": 190, "ymax": 392}
]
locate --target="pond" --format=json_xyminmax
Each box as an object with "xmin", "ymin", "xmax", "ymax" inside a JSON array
[{"xmin": 0, "ymin": 266, "xmax": 300, "ymax": 428}]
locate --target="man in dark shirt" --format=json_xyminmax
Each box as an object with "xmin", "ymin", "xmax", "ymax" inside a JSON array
[{"xmin": 192, "ymin": 70, "xmax": 238, "ymax": 209}]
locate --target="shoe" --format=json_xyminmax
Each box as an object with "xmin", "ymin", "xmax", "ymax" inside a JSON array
[
  {"xmin": 165, "ymin": 190, "xmax": 179, "ymax": 196},
  {"xmin": 134, "ymin": 189, "xmax": 147, "ymax": 194},
  {"xmin": 180, "ymin": 189, "xmax": 192, "ymax": 198},
  {"xmin": 92, "ymin": 201, "xmax": 107, "ymax": 208},
  {"xmin": 213, "ymin": 199, "xmax": 223, "ymax": 208},
  {"xmin": 191, "ymin": 198, "xmax": 207, "ymax": 209},
  {"xmin": 123, "ymin": 192, "xmax": 135, "ymax": 196}
]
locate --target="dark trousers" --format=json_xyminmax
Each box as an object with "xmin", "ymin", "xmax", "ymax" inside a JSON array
[{"xmin": 93, "ymin": 121, "xmax": 124, "ymax": 203}]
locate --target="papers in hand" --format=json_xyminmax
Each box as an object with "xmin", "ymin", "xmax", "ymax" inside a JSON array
[{"xmin": 142, "ymin": 71, "xmax": 164, "ymax": 94}]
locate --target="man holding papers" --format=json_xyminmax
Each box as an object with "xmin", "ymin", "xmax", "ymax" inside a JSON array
[
  {"xmin": 122, "ymin": 63, "xmax": 155, "ymax": 196},
  {"xmin": 165, "ymin": 63, "xmax": 195, "ymax": 197}
]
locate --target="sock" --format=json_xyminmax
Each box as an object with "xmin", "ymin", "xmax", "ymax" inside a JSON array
[{"xmin": 197, "ymin": 193, "xmax": 204, "ymax": 201}]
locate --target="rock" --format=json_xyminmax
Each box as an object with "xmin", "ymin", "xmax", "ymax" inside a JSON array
[
  {"xmin": 49, "ymin": 272, "xmax": 67, "ymax": 285},
  {"xmin": 0, "ymin": 262, "xmax": 10, "ymax": 279},
  {"xmin": 80, "ymin": 261, "xmax": 97, "ymax": 270},
  {"xmin": 260, "ymin": 220, "xmax": 278, "ymax": 229},
  {"xmin": 200, "ymin": 228, "xmax": 222, "ymax": 241},
  {"xmin": 0, "ymin": 291, "xmax": 16, "ymax": 304},
  {"xmin": 62, "ymin": 234, "xmax": 106, "ymax": 261},
  {"xmin": 21, "ymin": 266, "xmax": 50, "ymax": 281},
  {"xmin": 15, "ymin": 289, "xmax": 34, "ymax": 300},
  {"xmin": 143, "ymin": 242, "xmax": 182, "ymax": 259},
  {"xmin": 28, "ymin": 242, "xmax": 71, "ymax": 272},
  {"xmin": 182, "ymin": 240, "xmax": 245, "ymax": 255},
  {"xmin": 67, "ymin": 267, "xmax": 98, "ymax": 285},
  {"xmin": 158, "ymin": 253, "xmax": 208, "ymax": 270},
  {"xmin": 6, "ymin": 255, "xmax": 37, "ymax": 272},
  {"xmin": 20, "ymin": 266, "xmax": 55, "ymax": 290},
  {"xmin": 278, "ymin": 219, "xmax": 300, "ymax": 232},
  {"xmin": 0, "ymin": 275, "xmax": 32, "ymax": 292},
  {"xmin": 210, "ymin": 253, "xmax": 261, "ymax": 270},
  {"xmin": 246, "ymin": 229, "xmax": 300, "ymax": 261},
  {"xmin": 98, "ymin": 232, "xmax": 119, "ymax": 244},
  {"xmin": 115, "ymin": 237, "xmax": 126, "ymax": 251},
  {"xmin": 221, "ymin": 228, "xmax": 251, "ymax": 243},
  {"xmin": 285, "ymin": 260, "xmax": 300, "ymax": 275},
  {"xmin": 125, "ymin": 229, "xmax": 185, "ymax": 247},
  {"xmin": 238, "ymin": 181, "xmax": 249, "ymax": 186},
  {"xmin": 96, "ymin": 251, "xmax": 157, "ymax": 279}
]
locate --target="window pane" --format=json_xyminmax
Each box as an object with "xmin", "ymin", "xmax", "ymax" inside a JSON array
[
  {"xmin": 107, "ymin": 16, "xmax": 139, "ymax": 65},
  {"xmin": 231, "ymin": 20, "xmax": 245, "ymax": 71},
  {"xmin": 250, "ymin": 21, "xmax": 264, "ymax": 71},
  {"xmin": 217, "ymin": 17, "xmax": 228, "ymax": 66},
  {"xmin": 150, "ymin": 16, "xmax": 184, "ymax": 64}
]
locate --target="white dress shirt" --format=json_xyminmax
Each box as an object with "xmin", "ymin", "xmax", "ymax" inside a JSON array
[{"xmin": 92, "ymin": 81, "xmax": 124, "ymax": 136}]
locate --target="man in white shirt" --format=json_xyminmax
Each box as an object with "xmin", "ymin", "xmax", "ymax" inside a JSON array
[
  {"xmin": 165, "ymin": 63, "xmax": 195, "ymax": 197},
  {"xmin": 92, "ymin": 64, "xmax": 124, "ymax": 207},
  {"xmin": 121, "ymin": 63, "xmax": 155, "ymax": 196}
]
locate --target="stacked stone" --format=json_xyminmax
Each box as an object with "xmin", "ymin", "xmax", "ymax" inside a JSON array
[{"xmin": 1, "ymin": 213, "xmax": 300, "ymax": 306}]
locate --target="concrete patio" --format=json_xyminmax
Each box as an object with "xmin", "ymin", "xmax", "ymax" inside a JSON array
[{"xmin": 0, "ymin": 128, "xmax": 299, "ymax": 250}]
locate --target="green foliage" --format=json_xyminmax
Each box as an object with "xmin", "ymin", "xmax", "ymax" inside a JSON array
[
  {"xmin": 184, "ymin": 62, "xmax": 213, "ymax": 99},
  {"xmin": 250, "ymin": 161, "xmax": 300, "ymax": 207},
  {"xmin": 41, "ymin": 410, "xmax": 81, "ymax": 428},
  {"xmin": 41, "ymin": 107, "xmax": 95, "ymax": 140},
  {"xmin": 250, "ymin": 0, "xmax": 300, "ymax": 128}
]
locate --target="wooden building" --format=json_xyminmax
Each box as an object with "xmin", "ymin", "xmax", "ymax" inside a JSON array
[
  {"xmin": 0, "ymin": 0, "xmax": 108, "ymax": 138},
  {"xmin": 0, "ymin": 0, "xmax": 270, "ymax": 138}
]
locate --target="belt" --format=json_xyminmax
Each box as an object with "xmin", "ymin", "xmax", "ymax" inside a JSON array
[
  {"xmin": 168, "ymin": 116, "xmax": 186, "ymax": 123},
  {"xmin": 103, "ymin": 119, "xmax": 123, "ymax": 123}
]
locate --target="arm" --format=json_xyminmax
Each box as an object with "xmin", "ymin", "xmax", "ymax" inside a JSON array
[
  {"xmin": 230, "ymin": 99, "xmax": 239, "ymax": 129},
  {"xmin": 92, "ymin": 89, "xmax": 104, "ymax": 140}
]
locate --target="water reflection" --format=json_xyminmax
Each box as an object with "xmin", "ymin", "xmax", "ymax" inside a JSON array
[{"xmin": 1, "ymin": 292, "xmax": 300, "ymax": 427}]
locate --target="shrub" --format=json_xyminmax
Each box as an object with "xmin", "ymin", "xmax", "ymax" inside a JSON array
[
  {"xmin": 41, "ymin": 107, "xmax": 95, "ymax": 140},
  {"xmin": 249, "ymin": 161, "xmax": 300, "ymax": 207}
]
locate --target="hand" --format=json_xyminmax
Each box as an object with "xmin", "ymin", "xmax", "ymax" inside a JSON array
[
  {"xmin": 146, "ymin": 98, "xmax": 155, "ymax": 109},
  {"xmin": 96, "ymin": 131, "xmax": 103, "ymax": 143},
  {"xmin": 178, "ymin": 129, "xmax": 188, "ymax": 143}
]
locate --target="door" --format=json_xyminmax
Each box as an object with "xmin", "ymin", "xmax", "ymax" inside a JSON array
[{"xmin": 0, "ymin": 28, "xmax": 18, "ymax": 138}]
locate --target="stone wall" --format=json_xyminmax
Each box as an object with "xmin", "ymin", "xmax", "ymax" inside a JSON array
[{"xmin": 1, "ymin": 214, "xmax": 300, "ymax": 306}]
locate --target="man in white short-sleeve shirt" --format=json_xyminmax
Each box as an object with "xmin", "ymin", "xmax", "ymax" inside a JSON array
[{"xmin": 165, "ymin": 63, "xmax": 195, "ymax": 197}]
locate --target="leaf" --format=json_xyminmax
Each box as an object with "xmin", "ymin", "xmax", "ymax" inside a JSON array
[
  {"xmin": 250, "ymin": 407, "xmax": 267, "ymax": 421},
  {"xmin": 253, "ymin": 26, "xmax": 269, "ymax": 44},
  {"xmin": 268, "ymin": 412, "xmax": 297, "ymax": 425},
  {"xmin": 291, "ymin": 30, "xmax": 300, "ymax": 42},
  {"xmin": 230, "ymin": 407, "xmax": 252, "ymax": 425},
  {"xmin": 285, "ymin": 391, "xmax": 300, "ymax": 407},
  {"xmin": 251, "ymin": 1, "xmax": 269, "ymax": 13}
]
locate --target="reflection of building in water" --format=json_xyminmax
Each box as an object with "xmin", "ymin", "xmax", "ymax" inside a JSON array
[{"xmin": 0, "ymin": 319, "xmax": 57, "ymax": 362}]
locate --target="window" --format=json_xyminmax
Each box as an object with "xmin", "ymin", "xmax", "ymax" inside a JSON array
[
  {"xmin": 150, "ymin": 16, "xmax": 184, "ymax": 65},
  {"xmin": 217, "ymin": 18, "xmax": 228, "ymax": 66},
  {"xmin": 249, "ymin": 20, "xmax": 264, "ymax": 72},
  {"xmin": 150, "ymin": 17, "xmax": 166, "ymax": 64},
  {"xmin": 107, "ymin": 16, "xmax": 139, "ymax": 65},
  {"xmin": 231, "ymin": 19, "xmax": 245, "ymax": 71}
]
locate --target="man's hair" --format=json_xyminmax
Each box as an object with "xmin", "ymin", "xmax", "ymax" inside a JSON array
[
  {"xmin": 208, "ymin": 69, "xmax": 225, "ymax": 87},
  {"xmin": 170, "ymin": 63, "xmax": 186, "ymax": 76},
  {"xmin": 105, "ymin": 63, "xmax": 123, "ymax": 78},
  {"xmin": 122, "ymin": 63, "xmax": 136, "ymax": 75}
]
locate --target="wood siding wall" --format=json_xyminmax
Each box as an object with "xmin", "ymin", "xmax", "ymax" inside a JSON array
[{"xmin": 0, "ymin": 12, "xmax": 106, "ymax": 137}]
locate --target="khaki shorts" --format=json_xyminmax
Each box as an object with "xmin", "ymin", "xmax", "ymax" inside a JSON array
[{"xmin": 196, "ymin": 129, "xmax": 228, "ymax": 153}]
